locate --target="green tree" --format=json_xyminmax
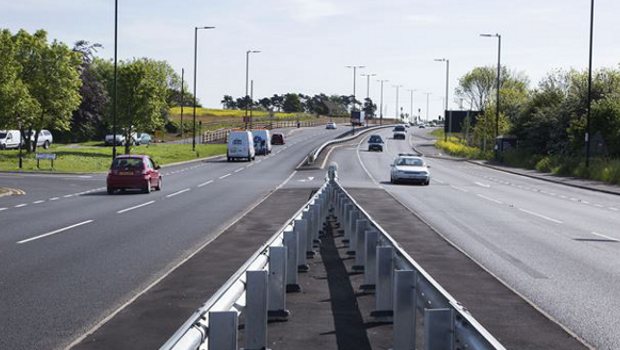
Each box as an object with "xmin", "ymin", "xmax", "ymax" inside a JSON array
[
  {"xmin": 362, "ymin": 98, "xmax": 377, "ymax": 118},
  {"xmin": 282, "ymin": 93, "xmax": 302, "ymax": 113}
]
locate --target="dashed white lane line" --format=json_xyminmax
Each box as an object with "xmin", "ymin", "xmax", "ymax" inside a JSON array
[
  {"xmin": 17, "ymin": 219, "xmax": 94, "ymax": 244},
  {"xmin": 32, "ymin": 200, "xmax": 45, "ymax": 204},
  {"xmin": 433, "ymin": 178, "xmax": 445, "ymax": 184},
  {"xmin": 450, "ymin": 185, "xmax": 469, "ymax": 193},
  {"xmin": 14, "ymin": 204, "xmax": 27, "ymax": 208},
  {"xmin": 590, "ymin": 231, "xmax": 619, "ymax": 242},
  {"xmin": 0, "ymin": 207, "xmax": 7, "ymax": 212},
  {"xmin": 197, "ymin": 180, "xmax": 214, "ymax": 188},
  {"xmin": 246, "ymin": 163, "xmax": 255, "ymax": 168},
  {"xmin": 474, "ymin": 181, "xmax": 491, "ymax": 188},
  {"xmin": 166, "ymin": 188, "xmax": 191, "ymax": 198},
  {"xmin": 594, "ymin": 204, "xmax": 604, "ymax": 208},
  {"xmin": 477, "ymin": 194, "xmax": 504, "ymax": 205},
  {"xmin": 63, "ymin": 194, "xmax": 74, "ymax": 198},
  {"xmin": 219, "ymin": 173, "xmax": 231, "ymax": 179},
  {"xmin": 117, "ymin": 200, "xmax": 155, "ymax": 214},
  {"xmin": 234, "ymin": 167, "xmax": 244, "ymax": 173},
  {"xmin": 518, "ymin": 208, "xmax": 563, "ymax": 224},
  {"xmin": 49, "ymin": 197, "xmax": 59, "ymax": 201},
  {"xmin": 610, "ymin": 207, "xmax": 619, "ymax": 211}
]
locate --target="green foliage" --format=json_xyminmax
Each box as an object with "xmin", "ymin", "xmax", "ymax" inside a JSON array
[
  {"xmin": 282, "ymin": 93, "xmax": 303, "ymax": 113},
  {"xmin": 435, "ymin": 139, "xmax": 493, "ymax": 160}
]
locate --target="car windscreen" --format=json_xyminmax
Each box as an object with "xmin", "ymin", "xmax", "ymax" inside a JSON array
[
  {"xmin": 111, "ymin": 158, "xmax": 144, "ymax": 170},
  {"xmin": 0, "ymin": 133, "xmax": 6, "ymax": 139},
  {"xmin": 369, "ymin": 136, "xmax": 382, "ymax": 143},
  {"xmin": 394, "ymin": 126, "xmax": 405, "ymax": 131},
  {"xmin": 397, "ymin": 158, "xmax": 423, "ymax": 166}
]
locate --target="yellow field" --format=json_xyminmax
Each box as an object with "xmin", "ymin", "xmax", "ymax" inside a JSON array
[{"xmin": 169, "ymin": 107, "xmax": 299, "ymax": 123}]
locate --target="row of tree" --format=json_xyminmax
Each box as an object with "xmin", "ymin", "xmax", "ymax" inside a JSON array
[
  {"xmin": 455, "ymin": 64, "xmax": 620, "ymax": 158},
  {"xmin": 221, "ymin": 93, "xmax": 377, "ymax": 118}
]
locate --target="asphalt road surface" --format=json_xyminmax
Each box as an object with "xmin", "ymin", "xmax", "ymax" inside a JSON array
[
  {"xmin": 0, "ymin": 126, "xmax": 340, "ymax": 350},
  {"xmin": 296, "ymin": 126, "xmax": 619, "ymax": 349}
]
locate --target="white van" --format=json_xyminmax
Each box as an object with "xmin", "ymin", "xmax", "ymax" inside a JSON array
[
  {"xmin": 251, "ymin": 129, "xmax": 272, "ymax": 155},
  {"xmin": 0, "ymin": 130, "xmax": 22, "ymax": 150},
  {"xmin": 227, "ymin": 130, "xmax": 255, "ymax": 162}
]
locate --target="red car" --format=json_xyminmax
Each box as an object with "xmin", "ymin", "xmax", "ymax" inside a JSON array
[
  {"xmin": 271, "ymin": 133, "xmax": 285, "ymax": 145},
  {"xmin": 107, "ymin": 155, "xmax": 162, "ymax": 194}
]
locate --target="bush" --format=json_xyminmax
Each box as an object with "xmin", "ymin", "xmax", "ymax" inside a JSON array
[{"xmin": 435, "ymin": 140, "xmax": 492, "ymax": 159}]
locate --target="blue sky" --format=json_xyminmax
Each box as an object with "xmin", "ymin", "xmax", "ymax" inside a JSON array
[{"xmin": 2, "ymin": 0, "xmax": 619, "ymax": 119}]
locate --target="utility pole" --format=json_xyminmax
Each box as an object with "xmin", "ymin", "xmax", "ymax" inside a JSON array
[
  {"xmin": 586, "ymin": 0, "xmax": 595, "ymax": 168},
  {"xmin": 180, "ymin": 68, "xmax": 184, "ymax": 142},
  {"xmin": 377, "ymin": 79, "xmax": 388, "ymax": 125}
]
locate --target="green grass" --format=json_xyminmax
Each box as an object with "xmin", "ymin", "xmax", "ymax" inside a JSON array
[{"xmin": 0, "ymin": 143, "xmax": 226, "ymax": 173}]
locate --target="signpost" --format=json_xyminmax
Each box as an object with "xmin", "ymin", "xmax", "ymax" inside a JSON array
[{"xmin": 36, "ymin": 153, "xmax": 57, "ymax": 169}]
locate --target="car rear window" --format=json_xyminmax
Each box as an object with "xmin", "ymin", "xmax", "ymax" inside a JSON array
[
  {"xmin": 369, "ymin": 136, "xmax": 382, "ymax": 143},
  {"xmin": 394, "ymin": 126, "xmax": 405, "ymax": 131},
  {"xmin": 111, "ymin": 158, "xmax": 144, "ymax": 170},
  {"xmin": 397, "ymin": 158, "xmax": 423, "ymax": 166}
]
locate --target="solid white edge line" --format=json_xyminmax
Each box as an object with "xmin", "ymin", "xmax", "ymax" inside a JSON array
[
  {"xmin": 276, "ymin": 170, "xmax": 297, "ymax": 190},
  {"xmin": 219, "ymin": 173, "xmax": 231, "ymax": 179},
  {"xmin": 165, "ymin": 188, "xmax": 191, "ymax": 198},
  {"xmin": 476, "ymin": 194, "xmax": 504, "ymax": 205},
  {"xmin": 355, "ymin": 135, "xmax": 382, "ymax": 187},
  {"xmin": 518, "ymin": 208, "xmax": 563, "ymax": 224},
  {"xmin": 17, "ymin": 220, "xmax": 94, "ymax": 244},
  {"xmin": 590, "ymin": 231, "xmax": 619, "ymax": 242},
  {"xmin": 117, "ymin": 200, "xmax": 156, "ymax": 214},
  {"xmin": 197, "ymin": 180, "xmax": 214, "ymax": 188},
  {"xmin": 65, "ymin": 166, "xmax": 300, "ymax": 349}
]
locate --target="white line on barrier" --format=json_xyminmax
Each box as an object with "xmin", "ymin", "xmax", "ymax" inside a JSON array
[
  {"xmin": 117, "ymin": 201, "xmax": 155, "ymax": 214},
  {"xmin": 590, "ymin": 231, "xmax": 619, "ymax": 242},
  {"xmin": 197, "ymin": 180, "xmax": 214, "ymax": 188},
  {"xmin": 518, "ymin": 208, "xmax": 563, "ymax": 224},
  {"xmin": 17, "ymin": 220, "xmax": 94, "ymax": 244},
  {"xmin": 166, "ymin": 188, "xmax": 190, "ymax": 198},
  {"xmin": 476, "ymin": 194, "xmax": 503, "ymax": 204},
  {"xmin": 219, "ymin": 173, "xmax": 231, "ymax": 179}
]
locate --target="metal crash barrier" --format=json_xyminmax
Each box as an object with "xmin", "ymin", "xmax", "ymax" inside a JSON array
[{"xmin": 161, "ymin": 164, "xmax": 506, "ymax": 350}]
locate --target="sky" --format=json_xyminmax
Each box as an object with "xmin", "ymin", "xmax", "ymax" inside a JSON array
[{"xmin": 2, "ymin": 0, "xmax": 619, "ymax": 120}]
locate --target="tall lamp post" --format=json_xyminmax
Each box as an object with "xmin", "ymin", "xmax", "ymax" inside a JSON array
[
  {"xmin": 192, "ymin": 26, "xmax": 215, "ymax": 151},
  {"xmin": 393, "ymin": 84, "xmax": 403, "ymax": 121},
  {"xmin": 480, "ymin": 33, "xmax": 501, "ymax": 139},
  {"xmin": 245, "ymin": 50, "xmax": 261, "ymax": 129},
  {"xmin": 377, "ymin": 79, "xmax": 389, "ymax": 125},
  {"xmin": 424, "ymin": 92, "xmax": 432, "ymax": 122},
  {"xmin": 346, "ymin": 65, "xmax": 365, "ymax": 134},
  {"xmin": 180, "ymin": 68, "xmax": 185, "ymax": 142},
  {"xmin": 406, "ymin": 89, "xmax": 416, "ymax": 124},
  {"xmin": 434, "ymin": 58, "xmax": 450, "ymax": 141},
  {"xmin": 112, "ymin": 0, "xmax": 118, "ymax": 159},
  {"xmin": 361, "ymin": 73, "xmax": 377, "ymax": 100},
  {"xmin": 586, "ymin": 0, "xmax": 595, "ymax": 168}
]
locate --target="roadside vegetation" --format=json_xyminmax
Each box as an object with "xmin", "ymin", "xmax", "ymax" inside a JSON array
[{"xmin": 432, "ymin": 64, "xmax": 620, "ymax": 185}]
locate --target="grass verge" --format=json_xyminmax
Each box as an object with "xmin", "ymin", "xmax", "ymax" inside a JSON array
[{"xmin": 0, "ymin": 143, "xmax": 227, "ymax": 173}]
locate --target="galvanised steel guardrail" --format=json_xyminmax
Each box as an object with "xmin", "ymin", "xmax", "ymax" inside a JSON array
[{"xmin": 161, "ymin": 165, "xmax": 506, "ymax": 350}]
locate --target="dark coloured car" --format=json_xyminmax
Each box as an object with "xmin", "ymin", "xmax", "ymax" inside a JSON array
[
  {"xmin": 271, "ymin": 133, "xmax": 285, "ymax": 145},
  {"xmin": 106, "ymin": 155, "xmax": 162, "ymax": 194},
  {"xmin": 367, "ymin": 134, "xmax": 384, "ymax": 152}
]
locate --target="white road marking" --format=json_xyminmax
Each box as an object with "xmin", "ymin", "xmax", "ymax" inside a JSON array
[
  {"xmin": 518, "ymin": 208, "xmax": 563, "ymax": 224},
  {"xmin": 355, "ymin": 137, "xmax": 381, "ymax": 187},
  {"xmin": 219, "ymin": 173, "xmax": 231, "ymax": 179},
  {"xmin": 570, "ymin": 197, "xmax": 578, "ymax": 201},
  {"xmin": 63, "ymin": 194, "xmax": 74, "ymax": 198},
  {"xmin": 0, "ymin": 207, "xmax": 7, "ymax": 212},
  {"xmin": 197, "ymin": 180, "xmax": 214, "ymax": 188},
  {"xmin": 32, "ymin": 200, "xmax": 45, "ymax": 204},
  {"xmin": 594, "ymin": 204, "xmax": 604, "ymax": 208},
  {"xmin": 610, "ymin": 207, "xmax": 619, "ymax": 211},
  {"xmin": 450, "ymin": 185, "xmax": 469, "ymax": 193},
  {"xmin": 234, "ymin": 167, "xmax": 244, "ymax": 173},
  {"xmin": 49, "ymin": 197, "xmax": 59, "ymax": 201},
  {"xmin": 474, "ymin": 181, "xmax": 490, "ymax": 188},
  {"xmin": 477, "ymin": 194, "xmax": 504, "ymax": 204},
  {"xmin": 14, "ymin": 204, "xmax": 27, "ymax": 208},
  {"xmin": 17, "ymin": 220, "xmax": 94, "ymax": 244},
  {"xmin": 166, "ymin": 188, "xmax": 190, "ymax": 198},
  {"xmin": 276, "ymin": 170, "xmax": 298, "ymax": 190},
  {"xmin": 117, "ymin": 200, "xmax": 156, "ymax": 214},
  {"xmin": 433, "ymin": 178, "xmax": 445, "ymax": 184},
  {"xmin": 590, "ymin": 231, "xmax": 619, "ymax": 242},
  {"xmin": 582, "ymin": 200, "xmax": 590, "ymax": 205},
  {"xmin": 246, "ymin": 163, "xmax": 255, "ymax": 168}
]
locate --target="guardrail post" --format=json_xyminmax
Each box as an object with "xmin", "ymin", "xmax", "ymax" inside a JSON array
[
  {"xmin": 424, "ymin": 308, "xmax": 454, "ymax": 350},
  {"xmin": 245, "ymin": 270, "xmax": 268, "ymax": 350},
  {"xmin": 371, "ymin": 246, "xmax": 394, "ymax": 320},
  {"xmin": 208, "ymin": 311, "xmax": 238, "ymax": 350},
  {"xmin": 392, "ymin": 270, "xmax": 417, "ymax": 350},
  {"xmin": 361, "ymin": 229, "xmax": 378, "ymax": 292},
  {"xmin": 294, "ymin": 219, "xmax": 309, "ymax": 272},
  {"xmin": 312, "ymin": 203, "xmax": 321, "ymax": 247},
  {"xmin": 342, "ymin": 204, "xmax": 352, "ymax": 243},
  {"xmin": 268, "ymin": 246, "xmax": 289, "ymax": 321},
  {"xmin": 346, "ymin": 209, "xmax": 360, "ymax": 255},
  {"xmin": 302, "ymin": 209, "xmax": 315, "ymax": 258},
  {"xmin": 352, "ymin": 219, "xmax": 368, "ymax": 270},
  {"xmin": 283, "ymin": 229, "xmax": 301, "ymax": 292}
]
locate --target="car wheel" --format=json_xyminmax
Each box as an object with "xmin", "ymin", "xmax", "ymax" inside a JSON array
[
  {"xmin": 107, "ymin": 186, "xmax": 114, "ymax": 195},
  {"xmin": 144, "ymin": 180, "xmax": 152, "ymax": 194},
  {"xmin": 155, "ymin": 177, "xmax": 162, "ymax": 191},
  {"xmin": 424, "ymin": 180, "xmax": 430, "ymax": 186},
  {"xmin": 43, "ymin": 141, "xmax": 50, "ymax": 149}
]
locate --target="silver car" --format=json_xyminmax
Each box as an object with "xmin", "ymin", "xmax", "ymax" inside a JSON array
[{"xmin": 390, "ymin": 154, "xmax": 431, "ymax": 185}]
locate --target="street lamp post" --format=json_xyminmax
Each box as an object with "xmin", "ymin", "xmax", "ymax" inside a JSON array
[
  {"xmin": 425, "ymin": 92, "xmax": 432, "ymax": 122},
  {"xmin": 434, "ymin": 58, "xmax": 450, "ymax": 141},
  {"xmin": 192, "ymin": 26, "xmax": 215, "ymax": 151},
  {"xmin": 180, "ymin": 68, "xmax": 184, "ymax": 142},
  {"xmin": 586, "ymin": 0, "xmax": 595, "ymax": 168},
  {"xmin": 393, "ymin": 85, "xmax": 403, "ymax": 121},
  {"xmin": 245, "ymin": 50, "xmax": 261, "ymax": 129},
  {"xmin": 406, "ymin": 89, "xmax": 416, "ymax": 124},
  {"xmin": 112, "ymin": 0, "xmax": 118, "ymax": 159},
  {"xmin": 480, "ymin": 33, "xmax": 502, "ymax": 139},
  {"xmin": 377, "ymin": 79, "xmax": 388, "ymax": 125},
  {"xmin": 361, "ymin": 73, "xmax": 377, "ymax": 100},
  {"xmin": 346, "ymin": 65, "xmax": 365, "ymax": 134}
]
